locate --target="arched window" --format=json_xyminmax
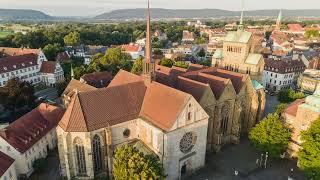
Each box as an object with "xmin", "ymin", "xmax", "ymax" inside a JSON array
[
  {"xmin": 74, "ymin": 138, "xmax": 87, "ymax": 175},
  {"xmin": 220, "ymin": 105, "xmax": 230, "ymax": 135},
  {"xmin": 92, "ymin": 135, "xmax": 103, "ymax": 173}
]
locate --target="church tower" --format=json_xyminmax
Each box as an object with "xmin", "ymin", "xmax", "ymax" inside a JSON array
[
  {"xmin": 275, "ymin": 9, "xmax": 282, "ymax": 31},
  {"xmin": 142, "ymin": 0, "xmax": 155, "ymax": 84}
]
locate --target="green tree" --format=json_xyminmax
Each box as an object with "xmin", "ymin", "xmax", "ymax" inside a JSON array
[
  {"xmin": 277, "ymin": 88, "xmax": 305, "ymax": 103},
  {"xmin": 274, "ymin": 103, "xmax": 287, "ymax": 117},
  {"xmin": 131, "ymin": 56, "xmax": 143, "ymax": 75},
  {"xmin": 174, "ymin": 61, "xmax": 189, "ymax": 69},
  {"xmin": 305, "ymin": 30, "xmax": 320, "ymax": 39},
  {"xmin": 64, "ymin": 31, "xmax": 81, "ymax": 46},
  {"xmin": 73, "ymin": 66, "xmax": 87, "ymax": 80},
  {"xmin": 113, "ymin": 145, "xmax": 165, "ymax": 180},
  {"xmin": 249, "ymin": 113, "xmax": 291, "ymax": 158},
  {"xmin": 43, "ymin": 43, "xmax": 63, "ymax": 61},
  {"xmin": 197, "ymin": 48, "xmax": 206, "ymax": 57},
  {"xmin": 298, "ymin": 118, "xmax": 320, "ymax": 179},
  {"xmin": 33, "ymin": 158, "xmax": 47, "ymax": 173},
  {"xmin": 0, "ymin": 78, "xmax": 36, "ymax": 117},
  {"xmin": 159, "ymin": 58, "xmax": 174, "ymax": 68},
  {"xmin": 100, "ymin": 47, "xmax": 133, "ymax": 75}
]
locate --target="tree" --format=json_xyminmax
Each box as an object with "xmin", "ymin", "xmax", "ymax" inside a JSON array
[
  {"xmin": 274, "ymin": 103, "xmax": 287, "ymax": 117},
  {"xmin": 131, "ymin": 56, "xmax": 143, "ymax": 75},
  {"xmin": 305, "ymin": 30, "xmax": 320, "ymax": 39},
  {"xmin": 33, "ymin": 158, "xmax": 47, "ymax": 173},
  {"xmin": 100, "ymin": 47, "xmax": 132, "ymax": 75},
  {"xmin": 174, "ymin": 61, "xmax": 189, "ymax": 69},
  {"xmin": 43, "ymin": 43, "xmax": 63, "ymax": 61},
  {"xmin": 0, "ymin": 78, "xmax": 36, "ymax": 118},
  {"xmin": 159, "ymin": 58, "xmax": 174, "ymax": 68},
  {"xmin": 197, "ymin": 48, "xmax": 206, "ymax": 57},
  {"xmin": 298, "ymin": 118, "xmax": 320, "ymax": 179},
  {"xmin": 113, "ymin": 145, "xmax": 165, "ymax": 180},
  {"xmin": 64, "ymin": 31, "xmax": 81, "ymax": 46},
  {"xmin": 249, "ymin": 113, "xmax": 291, "ymax": 158},
  {"xmin": 277, "ymin": 88, "xmax": 305, "ymax": 103},
  {"xmin": 73, "ymin": 66, "xmax": 87, "ymax": 80}
]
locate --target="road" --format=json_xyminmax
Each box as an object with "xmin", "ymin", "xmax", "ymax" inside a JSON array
[
  {"xmin": 263, "ymin": 94, "xmax": 280, "ymax": 118},
  {"xmin": 35, "ymin": 88, "xmax": 58, "ymax": 102}
]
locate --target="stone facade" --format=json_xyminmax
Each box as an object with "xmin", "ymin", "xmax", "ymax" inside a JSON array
[
  {"xmin": 57, "ymin": 96, "xmax": 209, "ymax": 180},
  {"xmin": 212, "ymin": 30, "xmax": 265, "ymax": 83},
  {"xmin": 297, "ymin": 69, "xmax": 320, "ymax": 94}
]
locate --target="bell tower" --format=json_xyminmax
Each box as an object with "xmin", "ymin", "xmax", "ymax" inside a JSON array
[{"xmin": 142, "ymin": 0, "xmax": 155, "ymax": 84}]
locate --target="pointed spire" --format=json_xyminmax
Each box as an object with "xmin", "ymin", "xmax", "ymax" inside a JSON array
[
  {"xmin": 70, "ymin": 64, "xmax": 74, "ymax": 80},
  {"xmin": 145, "ymin": 0, "xmax": 152, "ymax": 63},
  {"xmin": 238, "ymin": 0, "xmax": 244, "ymax": 31},
  {"xmin": 276, "ymin": 9, "xmax": 282, "ymax": 31}
]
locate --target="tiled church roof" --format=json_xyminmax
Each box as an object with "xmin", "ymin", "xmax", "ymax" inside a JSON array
[{"xmin": 0, "ymin": 151, "xmax": 14, "ymax": 176}]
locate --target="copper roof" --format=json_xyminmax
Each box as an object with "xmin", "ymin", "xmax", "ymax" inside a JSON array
[
  {"xmin": 40, "ymin": 61, "xmax": 56, "ymax": 74},
  {"xmin": 0, "ymin": 104, "xmax": 64, "ymax": 153},
  {"xmin": 0, "ymin": 53, "xmax": 38, "ymax": 74},
  {"xmin": 284, "ymin": 99, "xmax": 305, "ymax": 117},
  {"xmin": 0, "ymin": 151, "xmax": 14, "ymax": 176}
]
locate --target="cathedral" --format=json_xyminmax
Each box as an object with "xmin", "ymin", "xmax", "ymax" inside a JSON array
[
  {"xmin": 211, "ymin": 10, "xmax": 265, "ymax": 83},
  {"xmin": 56, "ymin": 2, "xmax": 265, "ymax": 180}
]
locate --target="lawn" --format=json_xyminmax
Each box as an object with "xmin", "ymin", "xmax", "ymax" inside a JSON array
[{"xmin": 0, "ymin": 31, "xmax": 13, "ymax": 38}]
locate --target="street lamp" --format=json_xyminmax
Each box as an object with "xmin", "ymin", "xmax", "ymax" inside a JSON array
[
  {"xmin": 260, "ymin": 153, "xmax": 264, "ymax": 167},
  {"xmin": 264, "ymin": 152, "xmax": 268, "ymax": 169}
]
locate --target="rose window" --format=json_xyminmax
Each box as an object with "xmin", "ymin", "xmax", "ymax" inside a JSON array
[{"xmin": 179, "ymin": 132, "xmax": 197, "ymax": 153}]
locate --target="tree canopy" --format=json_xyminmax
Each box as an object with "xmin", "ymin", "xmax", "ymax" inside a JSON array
[
  {"xmin": 63, "ymin": 31, "xmax": 81, "ymax": 46},
  {"xmin": 113, "ymin": 145, "xmax": 165, "ymax": 180},
  {"xmin": 174, "ymin": 61, "xmax": 189, "ymax": 69},
  {"xmin": 42, "ymin": 43, "xmax": 63, "ymax": 61},
  {"xmin": 298, "ymin": 118, "xmax": 320, "ymax": 179},
  {"xmin": 131, "ymin": 56, "xmax": 143, "ymax": 75},
  {"xmin": 249, "ymin": 113, "xmax": 291, "ymax": 158},
  {"xmin": 0, "ymin": 78, "xmax": 36, "ymax": 119},
  {"xmin": 277, "ymin": 88, "xmax": 305, "ymax": 103},
  {"xmin": 159, "ymin": 58, "xmax": 174, "ymax": 68}
]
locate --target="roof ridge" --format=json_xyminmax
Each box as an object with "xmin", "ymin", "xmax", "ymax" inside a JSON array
[
  {"xmin": 76, "ymin": 94, "xmax": 89, "ymax": 132},
  {"xmin": 198, "ymin": 72, "xmax": 229, "ymax": 83}
]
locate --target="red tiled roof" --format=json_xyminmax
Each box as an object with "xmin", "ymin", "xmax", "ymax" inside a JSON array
[
  {"xmin": 284, "ymin": 99, "xmax": 305, "ymax": 117},
  {"xmin": 176, "ymin": 76, "xmax": 211, "ymax": 102},
  {"xmin": 40, "ymin": 61, "xmax": 56, "ymax": 74},
  {"xmin": 0, "ymin": 151, "xmax": 14, "ymax": 177},
  {"xmin": 140, "ymin": 82, "xmax": 190, "ymax": 131},
  {"xmin": 122, "ymin": 44, "xmax": 141, "ymax": 53},
  {"xmin": 108, "ymin": 70, "xmax": 143, "ymax": 87},
  {"xmin": 288, "ymin": 24, "xmax": 304, "ymax": 32},
  {"xmin": 0, "ymin": 47, "xmax": 40, "ymax": 56},
  {"xmin": 81, "ymin": 71, "xmax": 113, "ymax": 88},
  {"xmin": 0, "ymin": 104, "xmax": 64, "ymax": 153},
  {"xmin": 59, "ymin": 81, "xmax": 147, "ymax": 132},
  {"xmin": 264, "ymin": 59, "xmax": 306, "ymax": 73},
  {"xmin": 62, "ymin": 79, "xmax": 96, "ymax": 99},
  {"xmin": 0, "ymin": 53, "xmax": 38, "ymax": 74}
]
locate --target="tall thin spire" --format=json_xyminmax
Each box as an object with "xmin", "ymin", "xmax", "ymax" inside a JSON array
[
  {"xmin": 145, "ymin": 0, "xmax": 152, "ymax": 63},
  {"xmin": 142, "ymin": 0, "xmax": 155, "ymax": 84},
  {"xmin": 276, "ymin": 9, "xmax": 282, "ymax": 31},
  {"xmin": 238, "ymin": 0, "xmax": 244, "ymax": 31}
]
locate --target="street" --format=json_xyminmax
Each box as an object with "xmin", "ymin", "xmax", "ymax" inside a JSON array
[
  {"xmin": 263, "ymin": 94, "xmax": 280, "ymax": 118},
  {"xmin": 35, "ymin": 87, "xmax": 58, "ymax": 102}
]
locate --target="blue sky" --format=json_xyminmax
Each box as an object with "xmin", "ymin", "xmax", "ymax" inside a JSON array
[{"xmin": 2, "ymin": 0, "xmax": 319, "ymax": 16}]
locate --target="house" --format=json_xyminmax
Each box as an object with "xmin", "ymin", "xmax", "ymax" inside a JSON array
[
  {"xmin": 0, "ymin": 104, "xmax": 64, "ymax": 178},
  {"xmin": 182, "ymin": 30, "xmax": 195, "ymax": 42},
  {"xmin": 121, "ymin": 43, "xmax": 144, "ymax": 60},
  {"xmin": 225, "ymin": 22, "xmax": 238, "ymax": 31},
  {"xmin": 263, "ymin": 58, "xmax": 305, "ymax": 92},
  {"xmin": 55, "ymin": 52, "xmax": 71, "ymax": 63},
  {"xmin": 297, "ymin": 69, "xmax": 320, "ymax": 94},
  {"xmin": 80, "ymin": 71, "xmax": 113, "ymax": 88},
  {"xmin": 0, "ymin": 151, "xmax": 17, "ymax": 180},
  {"xmin": 40, "ymin": 61, "xmax": 65, "ymax": 87},
  {"xmin": 283, "ymin": 90, "xmax": 320, "ymax": 157},
  {"xmin": 286, "ymin": 24, "xmax": 304, "ymax": 35},
  {"xmin": 301, "ymin": 50, "xmax": 320, "ymax": 69}
]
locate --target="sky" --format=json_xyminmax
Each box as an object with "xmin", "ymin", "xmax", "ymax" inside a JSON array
[{"xmin": 1, "ymin": 0, "xmax": 320, "ymax": 17}]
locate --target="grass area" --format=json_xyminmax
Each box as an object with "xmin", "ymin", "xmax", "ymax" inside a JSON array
[{"xmin": 0, "ymin": 31, "xmax": 13, "ymax": 38}]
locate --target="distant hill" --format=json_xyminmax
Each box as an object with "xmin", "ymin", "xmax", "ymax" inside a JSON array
[
  {"xmin": 95, "ymin": 9, "xmax": 320, "ymax": 20},
  {"xmin": 0, "ymin": 9, "xmax": 52, "ymax": 20}
]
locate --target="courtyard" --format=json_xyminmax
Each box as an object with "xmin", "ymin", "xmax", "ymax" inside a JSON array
[{"xmin": 188, "ymin": 139, "xmax": 306, "ymax": 180}]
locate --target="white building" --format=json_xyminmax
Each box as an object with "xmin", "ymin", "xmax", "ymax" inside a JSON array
[
  {"xmin": 0, "ymin": 47, "xmax": 63, "ymax": 87},
  {"xmin": 121, "ymin": 43, "xmax": 145, "ymax": 60},
  {"xmin": 40, "ymin": 61, "xmax": 65, "ymax": 87},
  {"xmin": 263, "ymin": 58, "xmax": 306, "ymax": 92},
  {"xmin": 0, "ymin": 151, "xmax": 17, "ymax": 180},
  {"xmin": 0, "ymin": 104, "xmax": 64, "ymax": 178}
]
